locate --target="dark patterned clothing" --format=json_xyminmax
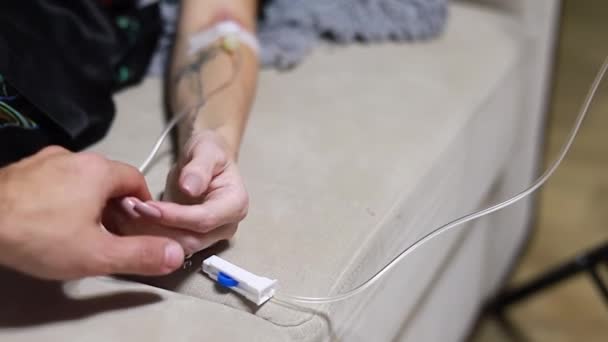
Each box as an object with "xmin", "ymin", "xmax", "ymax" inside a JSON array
[{"xmin": 0, "ymin": 0, "xmax": 161, "ymax": 166}]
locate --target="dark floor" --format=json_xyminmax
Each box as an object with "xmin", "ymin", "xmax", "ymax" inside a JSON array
[{"xmin": 473, "ymin": 1, "xmax": 608, "ymax": 341}]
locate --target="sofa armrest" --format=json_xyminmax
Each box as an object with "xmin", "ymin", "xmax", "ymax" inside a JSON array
[
  {"xmin": 462, "ymin": 1, "xmax": 559, "ymax": 19},
  {"xmin": 471, "ymin": 0, "xmax": 562, "ymax": 148},
  {"xmin": 460, "ymin": 0, "xmax": 563, "ymax": 295},
  {"xmin": 462, "ymin": 0, "xmax": 561, "ymax": 140}
]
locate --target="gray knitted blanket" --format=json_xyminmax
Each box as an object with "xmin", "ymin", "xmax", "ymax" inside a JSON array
[
  {"xmin": 258, "ymin": 0, "xmax": 448, "ymax": 69},
  {"xmin": 150, "ymin": 0, "xmax": 448, "ymax": 72}
]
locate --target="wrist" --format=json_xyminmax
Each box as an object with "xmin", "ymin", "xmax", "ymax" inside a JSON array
[
  {"xmin": 0, "ymin": 166, "xmax": 12, "ymax": 232},
  {"xmin": 0, "ymin": 168, "xmax": 18, "ymax": 266},
  {"xmin": 183, "ymin": 123, "xmax": 241, "ymax": 161}
]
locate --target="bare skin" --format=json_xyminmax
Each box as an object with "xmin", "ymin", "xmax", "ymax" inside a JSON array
[
  {"xmin": 119, "ymin": 0, "xmax": 259, "ymax": 255},
  {"xmin": 0, "ymin": 146, "xmax": 185, "ymax": 280},
  {"xmin": 0, "ymin": 1, "xmax": 259, "ymax": 279}
]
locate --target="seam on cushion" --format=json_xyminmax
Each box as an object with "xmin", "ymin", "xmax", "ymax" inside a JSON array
[
  {"xmin": 263, "ymin": 22, "xmax": 528, "ymax": 341},
  {"xmin": 173, "ymin": 5, "xmax": 530, "ymax": 332},
  {"xmin": 317, "ymin": 27, "xmax": 527, "ymax": 340},
  {"xmin": 254, "ymin": 24, "xmax": 528, "ymax": 338},
  {"xmin": 326, "ymin": 31, "xmax": 526, "ymax": 302},
  {"xmin": 347, "ymin": 177, "xmax": 500, "ymax": 339},
  {"xmin": 338, "ymin": 166, "xmax": 466, "ymax": 318},
  {"xmin": 389, "ymin": 222, "xmax": 473, "ymax": 339},
  {"xmin": 130, "ymin": 6, "xmax": 530, "ymax": 336},
  {"xmin": 103, "ymin": 276, "xmax": 305, "ymax": 335},
  {"xmin": 252, "ymin": 9, "xmax": 529, "ymax": 337},
  {"xmin": 288, "ymin": 157, "xmax": 512, "ymax": 339}
]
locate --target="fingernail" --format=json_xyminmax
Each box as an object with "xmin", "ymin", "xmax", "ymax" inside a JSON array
[
  {"xmin": 164, "ymin": 243, "xmax": 184, "ymax": 269},
  {"xmin": 133, "ymin": 202, "xmax": 162, "ymax": 219},
  {"xmin": 182, "ymin": 174, "xmax": 202, "ymax": 196},
  {"xmin": 121, "ymin": 197, "xmax": 140, "ymax": 218}
]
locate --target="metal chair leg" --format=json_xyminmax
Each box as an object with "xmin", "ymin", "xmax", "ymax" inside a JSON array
[
  {"xmin": 588, "ymin": 266, "xmax": 608, "ymax": 308},
  {"xmin": 489, "ymin": 241, "xmax": 608, "ymax": 312}
]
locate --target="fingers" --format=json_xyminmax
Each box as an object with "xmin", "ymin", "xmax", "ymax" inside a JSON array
[
  {"xmin": 132, "ymin": 200, "xmax": 162, "ymax": 219},
  {"xmin": 37, "ymin": 145, "xmax": 69, "ymax": 157},
  {"xmin": 179, "ymin": 224, "xmax": 238, "ymax": 254},
  {"xmin": 199, "ymin": 223, "xmax": 238, "ymax": 250},
  {"xmin": 119, "ymin": 197, "xmax": 141, "ymax": 219},
  {"xmin": 102, "ymin": 199, "xmax": 132, "ymax": 234},
  {"xmin": 89, "ymin": 232, "xmax": 185, "ymax": 276},
  {"xmin": 19, "ymin": 145, "xmax": 69, "ymax": 167},
  {"xmin": 179, "ymin": 136, "xmax": 228, "ymax": 197},
  {"xmin": 130, "ymin": 223, "xmax": 238, "ymax": 256},
  {"xmin": 140, "ymin": 192, "xmax": 248, "ymax": 233},
  {"xmin": 103, "ymin": 161, "xmax": 153, "ymax": 201}
]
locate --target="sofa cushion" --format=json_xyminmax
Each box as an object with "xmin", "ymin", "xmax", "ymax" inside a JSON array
[
  {"xmin": 93, "ymin": 3, "xmax": 526, "ymax": 340},
  {"xmin": 0, "ymin": 271, "xmax": 287, "ymax": 342}
]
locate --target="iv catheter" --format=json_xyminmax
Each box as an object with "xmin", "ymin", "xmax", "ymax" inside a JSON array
[
  {"xmin": 136, "ymin": 19, "xmax": 608, "ymax": 306},
  {"xmin": 138, "ymin": 55, "xmax": 240, "ymax": 173},
  {"xmin": 138, "ymin": 21, "xmax": 251, "ymax": 173}
]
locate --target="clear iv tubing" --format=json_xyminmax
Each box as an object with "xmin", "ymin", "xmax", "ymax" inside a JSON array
[
  {"xmin": 136, "ymin": 49, "xmax": 608, "ymax": 305},
  {"xmin": 138, "ymin": 49, "xmax": 242, "ymax": 174},
  {"xmin": 274, "ymin": 56, "xmax": 608, "ymax": 305}
]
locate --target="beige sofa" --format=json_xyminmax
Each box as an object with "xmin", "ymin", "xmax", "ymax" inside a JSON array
[{"xmin": 0, "ymin": 1, "xmax": 561, "ymax": 341}]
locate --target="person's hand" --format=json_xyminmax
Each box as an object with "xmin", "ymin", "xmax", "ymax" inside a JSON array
[
  {"xmin": 122, "ymin": 130, "xmax": 249, "ymax": 255},
  {"xmin": 0, "ymin": 146, "xmax": 185, "ymax": 280}
]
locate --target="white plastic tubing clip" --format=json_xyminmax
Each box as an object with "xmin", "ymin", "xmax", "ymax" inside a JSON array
[
  {"xmin": 188, "ymin": 20, "xmax": 260, "ymax": 57},
  {"xmin": 202, "ymin": 255, "xmax": 278, "ymax": 306}
]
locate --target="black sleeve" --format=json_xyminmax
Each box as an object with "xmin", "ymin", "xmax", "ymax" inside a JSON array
[{"xmin": 0, "ymin": 0, "xmax": 161, "ymax": 151}]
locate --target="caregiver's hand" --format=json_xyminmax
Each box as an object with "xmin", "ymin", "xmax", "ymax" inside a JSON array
[
  {"xmin": 125, "ymin": 130, "xmax": 249, "ymax": 255},
  {"xmin": 0, "ymin": 146, "xmax": 185, "ymax": 280}
]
